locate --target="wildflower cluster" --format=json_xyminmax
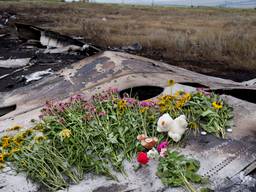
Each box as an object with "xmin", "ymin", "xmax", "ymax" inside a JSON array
[
  {"xmin": 157, "ymin": 91, "xmax": 191, "ymax": 113},
  {"xmin": 0, "ymin": 126, "xmax": 47, "ymax": 168},
  {"xmin": 156, "ymin": 89, "xmax": 232, "ymax": 138},
  {"xmin": 0, "ymin": 85, "xmax": 233, "ymax": 191},
  {"xmin": 3, "ymin": 88, "xmax": 159, "ymax": 190}
]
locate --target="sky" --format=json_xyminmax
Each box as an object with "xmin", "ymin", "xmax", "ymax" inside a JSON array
[{"xmin": 91, "ymin": 0, "xmax": 256, "ymax": 8}]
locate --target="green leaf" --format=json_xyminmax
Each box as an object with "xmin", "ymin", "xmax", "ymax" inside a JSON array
[
  {"xmin": 201, "ymin": 109, "xmax": 214, "ymax": 117},
  {"xmin": 157, "ymin": 151, "xmax": 204, "ymax": 188},
  {"xmin": 107, "ymin": 133, "xmax": 118, "ymax": 144}
]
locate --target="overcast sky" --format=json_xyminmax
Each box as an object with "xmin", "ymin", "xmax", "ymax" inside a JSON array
[{"xmin": 92, "ymin": 0, "xmax": 256, "ymax": 8}]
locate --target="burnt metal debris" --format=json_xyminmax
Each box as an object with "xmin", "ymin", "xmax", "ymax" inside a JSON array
[
  {"xmin": 15, "ymin": 23, "xmax": 100, "ymax": 53},
  {"xmin": 0, "ymin": 50, "xmax": 255, "ymax": 191},
  {"xmin": 0, "ymin": 11, "xmax": 16, "ymax": 29},
  {"xmin": 0, "ymin": 22, "xmax": 100, "ymax": 92}
]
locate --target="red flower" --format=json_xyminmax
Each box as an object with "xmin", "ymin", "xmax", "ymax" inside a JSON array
[{"xmin": 137, "ymin": 152, "xmax": 149, "ymax": 165}]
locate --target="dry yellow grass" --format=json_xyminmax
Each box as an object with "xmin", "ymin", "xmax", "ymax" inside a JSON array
[{"xmin": 0, "ymin": 1, "xmax": 256, "ymax": 80}]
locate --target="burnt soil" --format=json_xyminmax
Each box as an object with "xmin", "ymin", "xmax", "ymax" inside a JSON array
[{"xmin": 139, "ymin": 51, "xmax": 256, "ymax": 82}]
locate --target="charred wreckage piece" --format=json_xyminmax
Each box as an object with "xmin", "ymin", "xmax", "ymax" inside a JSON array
[
  {"xmin": 0, "ymin": 49, "xmax": 255, "ymax": 191},
  {"xmin": 0, "ymin": 23, "xmax": 100, "ymax": 91},
  {"xmin": 0, "ymin": 11, "xmax": 16, "ymax": 29},
  {"xmin": 15, "ymin": 23, "xmax": 100, "ymax": 53}
]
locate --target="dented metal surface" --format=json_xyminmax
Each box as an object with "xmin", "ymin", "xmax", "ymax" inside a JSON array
[
  {"xmin": 0, "ymin": 23, "xmax": 100, "ymax": 91},
  {"xmin": 0, "ymin": 51, "xmax": 255, "ymax": 136},
  {"xmin": 0, "ymin": 51, "xmax": 255, "ymax": 191},
  {"xmin": 15, "ymin": 23, "xmax": 100, "ymax": 52},
  {"xmin": 0, "ymin": 58, "xmax": 30, "ymax": 68}
]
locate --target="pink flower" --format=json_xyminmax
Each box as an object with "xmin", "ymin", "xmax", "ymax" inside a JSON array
[
  {"xmin": 139, "ymin": 100, "xmax": 155, "ymax": 107},
  {"xmin": 160, "ymin": 148, "xmax": 168, "ymax": 157},
  {"xmin": 70, "ymin": 94, "xmax": 84, "ymax": 102},
  {"xmin": 56, "ymin": 101, "xmax": 69, "ymax": 112},
  {"xmin": 109, "ymin": 87, "xmax": 118, "ymax": 94},
  {"xmin": 124, "ymin": 97, "xmax": 137, "ymax": 105},
  {"xmin": 157, "ymin": 141, "xmax": 169, "ymax": 152},
  {"xmin": 98, "ymin": 111, "xmax": 107, "ymax": 117},
  {"xmin": 84, "ymin": 102, "xmax": 96, "ymax": 113}
]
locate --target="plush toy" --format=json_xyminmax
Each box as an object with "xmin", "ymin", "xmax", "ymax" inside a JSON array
[
  {"xmin": 137, "ymin": 134, "xmax": 158, "ymax": 150},
  {"xmin": 157, "ymin": 113, "xmax": 188, "ymax": 142},
  {"xmin": 157, "ymin": 113, "xmax": 173, "ymax": 132}
]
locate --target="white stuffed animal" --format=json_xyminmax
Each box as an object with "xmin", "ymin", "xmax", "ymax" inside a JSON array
[
  {"xmin": 157, "ymin": 113, "xmax": 173, "ymax": 132},
  {"xmin": 169, "ymin": 115, "xmax": 188, "ymax": 135},
  {"xmin": 157, "ymin": 114, "xmax": 188, "ymax": 142},
  {"xmin": 168, "ymin": 132, "xmax": 182, "ymax": 143}
]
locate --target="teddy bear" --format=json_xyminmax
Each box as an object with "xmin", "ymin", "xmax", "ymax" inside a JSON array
[{"xmin": 157, "ymin": 113, "xmax": 188, "ymax": 142}]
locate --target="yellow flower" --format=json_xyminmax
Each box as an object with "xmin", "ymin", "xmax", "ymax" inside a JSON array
[
  {"xmin": 20, "ymin": 160, "xmax": 28, "ymax": 167},
  {"xmin": 12, "ymin": 133, "xmax": 24, "ymax": 146},
  {"xmin": 0, "ymin": 153, "xmax": 4, "ymax": 163},
  {"xmin": 139, "ymin": 107, "xmax": 149, "ymax": 113},
  {"xmin": 157, "ymin": 95, "xmax": 174, "ymax": 105},
  {"xmin": 33, "ymin": 124, "xmax": 44, "ymax": 131},
  {"xmin": 22, "ymin": 129, "xmax": 33, "ymax": 137},
  {"xmin": 162, "ymin": 95, "xmax": 174, "ymax": 101},
  {"xmin": 189, "ymin": 122, "xmax": 198, "ymax": 129},
  {"xmin": 168, "ymin": 79, "xmax": 175, "ymax": 86},
  {"xmin": 11, "ymin": 147, "xmax": 20, "ymax": 153},
  {"xmin": 174, "ymin": 91, "xmax": 182, "ymax": 98},
  {"xmin": 34, "ymin": 136, "xmax": 47, "ymax": 143},
  {"xmin": 117, "ymin": 99, "xmax": 127, "ymax": 112},
  {"xmin": 175, "ymin": 92, "xmax": 191, "ymax": 109},
  {"xmin": 4, "ymin": 152, "xmax": 10, "ymax": 158},
  {"xmin": 157, "ymin": 94, "xmax": 176, "ymax": 113},
  {"xmin": 13, "ymin": 138, "xmax": 21, "ymax": 146},
  {"xmin": 59, "ymin": 129, "xmax": 72, "ymax": 139},
  {"xmin": 2, "ymin": 136, "xmax": 10, "ymax": 148},
  {"xmin": 212, "ymin": 101, "xmax": 223, "ymax": 109},
  {"xmin": 184, "ymin": 93, "xmax": 191, "ymax": 100},
  {"xmin": 175, "ymin": 100, "xmax": 184, "ymax": 109},
  {"xmin": 7, "ymin": 124, "xmax": 22, "ymax": 131}
]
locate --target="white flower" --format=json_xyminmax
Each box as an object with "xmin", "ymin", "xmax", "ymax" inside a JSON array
[
  {"xmin": 157, "ymin": 113, "xmax": 173, "ymax": 132},
  {"xmin": 147, "ymin": 148, "xmax": 159, "ymax": 159}
]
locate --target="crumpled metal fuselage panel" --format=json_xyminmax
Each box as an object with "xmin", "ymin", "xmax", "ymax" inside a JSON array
[
  {"xmin": 0, "ymin": 51, "xmax": 255, "ymax": 192},
  {"xmin": 0, "ymin": 51, "xmax": 244, "ymax": 119}
]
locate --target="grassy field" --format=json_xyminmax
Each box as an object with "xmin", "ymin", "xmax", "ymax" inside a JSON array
[{"xmin": 0, "ymin": 1, "xmax": 256, "ymax": 81}]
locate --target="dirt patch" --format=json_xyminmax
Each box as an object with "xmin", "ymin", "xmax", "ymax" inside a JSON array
[{"xmin": 146, "ymin": 55, "xmax": 256, "ymax": 82}]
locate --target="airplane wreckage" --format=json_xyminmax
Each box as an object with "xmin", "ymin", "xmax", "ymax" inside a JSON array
[{"xmin": 0, "ymin": 20, "xmax": 256, "ymax": 192}]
